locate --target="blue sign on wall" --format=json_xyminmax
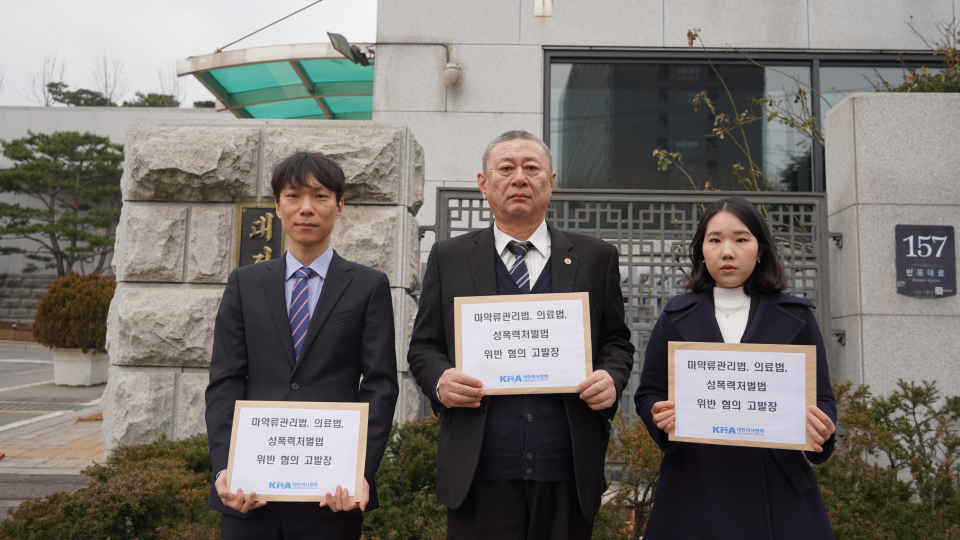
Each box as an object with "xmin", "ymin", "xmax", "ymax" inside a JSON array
[{"xmin": 895, "ymin": 224, "xmax": 956, "ymax": 299}]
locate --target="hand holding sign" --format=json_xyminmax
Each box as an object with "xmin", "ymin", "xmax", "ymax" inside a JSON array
[
  {"xmin": 438, "ymin": 369, "xmax": 485, "ymax": 408},
  {"xmin": 320, "ymin": 477, "xmax": 370, "ymax": 512},
  {"xmin": 651, "ymin": 400, "xmax": 676, "ymax": 433},
  {"xmin": 215, "ymin": 471, "xmax": 267, "ymax": 513},
  {"xmin": 806, "ymin": 406, "xmax": 836, "ymax": 453},
  {"xmin": 576, "ymin": 369, "xmax": 615, "ymax": 410}
]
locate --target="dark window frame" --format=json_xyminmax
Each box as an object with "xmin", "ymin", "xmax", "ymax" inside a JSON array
[{"xmin": 544, "ymin": 49, "xmax": 939, "ymax": 193}]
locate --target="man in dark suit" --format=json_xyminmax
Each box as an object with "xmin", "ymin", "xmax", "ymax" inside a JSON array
[
  {"xmin": 408, "ymin": 130, "xmax": 635, "ymax": 539},
  {"xmin": 205, "ymin": 151, "xmax": 399, "ymax": 540}
]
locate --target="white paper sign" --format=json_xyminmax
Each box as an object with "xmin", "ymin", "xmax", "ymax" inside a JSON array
[
  {"xmin": 456, "ymin": 293, "xmax": 591, "ymax": 393},
  {"xmin": 227, "ymin": 402, "xmax": 366, "ymax": 501},
  {"xmin": 672, "ymin": 348, "xmax": 810, "ymax": 448}
]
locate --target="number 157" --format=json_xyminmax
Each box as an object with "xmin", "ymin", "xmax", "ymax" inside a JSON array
[{"xmin": 903, "ymin": 235, "xmax": 948, "ymax": 257}]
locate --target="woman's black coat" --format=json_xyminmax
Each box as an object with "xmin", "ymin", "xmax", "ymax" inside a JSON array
[{"xmin": 635, "ymin": 291, "xmax": 837, "ymax": 540}]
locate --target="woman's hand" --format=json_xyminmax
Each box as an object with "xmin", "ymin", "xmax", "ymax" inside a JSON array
[
  {"xmin": 807, "ymin": 406, "xmax": 836, "ymax": 452},
  {"xmin": 651, "ymin": 401, "xmax": 675, "ymax": 433}
]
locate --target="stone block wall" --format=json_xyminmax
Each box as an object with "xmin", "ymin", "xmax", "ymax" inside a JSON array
[
  {"xmin": 103, "ymin": 118, "xmax": 424, "ymax": 454},
  {"xmin": 825, "ymin": 93, "xmax": 960, "ymax": 398},
  {"xmin": 0, "ymin": 274, "xmax": 57, "ymax": 325}
]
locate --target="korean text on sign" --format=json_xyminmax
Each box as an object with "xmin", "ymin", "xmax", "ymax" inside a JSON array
[
  {"xmin": 671, "ymin": 346, "xmax": 811, "ymax": 448},
  {"xmin": 457, "ymin": 294, "xmax": 590, "ymax": 392},
  {"xmin": 228, "ymin": 405, "xmax": 364, "ymax": 500}
]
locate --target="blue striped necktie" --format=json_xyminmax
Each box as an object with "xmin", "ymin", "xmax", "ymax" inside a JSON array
[
  {"xmin": 289, "ymin": 267, "xmax": 315, "ymax": 359},
  {"xmin": 507, "ymin": 242, "xmax": 532, "ymax": 293}
]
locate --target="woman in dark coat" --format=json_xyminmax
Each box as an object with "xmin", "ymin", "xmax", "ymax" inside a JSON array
[{"xmin": 635, "ymin": 197, "xmax": 837, "ymax": 539}]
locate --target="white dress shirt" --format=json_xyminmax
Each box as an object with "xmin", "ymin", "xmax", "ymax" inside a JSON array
[{"xmin": 493, "ymin": 219, "xmax": 552, "ymax": 286}]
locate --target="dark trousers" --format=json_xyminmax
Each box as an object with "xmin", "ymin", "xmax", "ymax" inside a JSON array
[
  {"xmin": 220, "ymin": 503, "xmax": 362, "ymax": 540},
  {"xmin": 446, "ymin": 480, "xmax": 593, "ymax": 540}
]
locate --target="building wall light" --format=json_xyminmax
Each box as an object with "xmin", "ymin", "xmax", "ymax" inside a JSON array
[{"xmin": 443, "ymin": 63, "xmax": 462, "ymax": 87}]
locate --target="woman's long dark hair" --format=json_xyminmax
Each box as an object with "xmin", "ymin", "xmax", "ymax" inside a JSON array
[{"xmin": 683, "ymin": 197, "xmax": 788, "ymax": 295}]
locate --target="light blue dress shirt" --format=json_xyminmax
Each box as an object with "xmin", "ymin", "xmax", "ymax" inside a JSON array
[{"xmin": 284, "ymin": 248, "xmax": 335, "ymax": 319}]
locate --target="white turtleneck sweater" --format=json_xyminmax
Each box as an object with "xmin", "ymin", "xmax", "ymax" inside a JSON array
[{"xmin": 713, "ymin": 286, "xmax": 751, "ymax": 344}]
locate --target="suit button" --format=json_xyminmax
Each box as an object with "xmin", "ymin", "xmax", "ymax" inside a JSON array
[
  {"xmin": 526, "ymin": 453, "xmax": 533, "ymax": 461},
  {"xmin": 526, "ymin": 413, "xmax": 534, "ymax": 422},
  {"xmin": 524, "ymin": 467, "xmax": 533, "ymax": 476},
  {"xmin": 291, "ymin": 383, "xmax": 299, "ymax": 390}
]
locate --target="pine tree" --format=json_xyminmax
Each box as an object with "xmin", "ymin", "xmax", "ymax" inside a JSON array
[
  {"xmin": 0, "ymin": 131, "xmax": 123, "ymax": 276},
  {"xmin": 122, "ymin": 91, "xmax": 180, "ymax": 107}
]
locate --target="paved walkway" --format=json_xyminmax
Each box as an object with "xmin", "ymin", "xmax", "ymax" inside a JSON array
[
  {"xmin": 0, "ymin": 402, "xmax": 104, "ymax": 475},
  {"xmin": 0, "ymin": 342, "xmax": 104, "ymax": 521}
]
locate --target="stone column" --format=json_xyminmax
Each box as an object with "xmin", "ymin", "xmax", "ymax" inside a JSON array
[
  {"xmin": 825, "ymin": 93, "xmax": 960, "ymax": 397},
  {"xmin": 103, "ymin": 118, "xmax": 424, "ymax": 453}
]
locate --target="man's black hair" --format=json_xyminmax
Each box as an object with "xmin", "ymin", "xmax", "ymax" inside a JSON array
[{"xmin": 270, "ymin": 151, "xmax": 345, "ymax": 202}]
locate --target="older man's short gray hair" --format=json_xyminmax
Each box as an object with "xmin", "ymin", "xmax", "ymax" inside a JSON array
[{"xmin": 481, "ymin": 130, "xmax": 553, "ymax": 174}]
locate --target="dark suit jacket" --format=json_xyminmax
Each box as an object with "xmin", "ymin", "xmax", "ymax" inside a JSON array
[
  {"xmin": 635, "ymin": 291, "xmax": 836, "ymax": 540},
  {"xmin": 205, "ymin": 251, "xmax": 399, "ymax": 518},
  {"xmin": 407, "ymin": 224, "xmax": 635, "ymax": 520}
]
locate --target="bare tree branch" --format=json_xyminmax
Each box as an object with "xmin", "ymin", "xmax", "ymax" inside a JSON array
[
  {"xmin": 0, "ymin": 66, "xmax": 7, "ymax": 94},
  {"xmin": 157, "ymin": 62, "xmax": 184, "ymax": 105},
  {"xmin": 20, "ymin": 54, "xmax": 66, "ymax": 106},
  {"xmin": 90, "ymin": 51, "xmax": 129, "ymax": 105}
]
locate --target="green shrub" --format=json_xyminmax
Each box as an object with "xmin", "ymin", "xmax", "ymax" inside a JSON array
[
  {"xmin": 590, "ymin": 492, "xmax": 631, "ymax": 540},
  {"xmin": 32, "ymin": 272, "xmax": 115, "ymax": 353},
  {"xmin": 363, "ymin": 416, "xmax": 446, "ymax": 540},
  {"xmin": 817, "ymin": 380, "xmax": 960, "ymax": 539},
  {"xmin": 603, "ymin": 412, "xmax": 663, "ymax": 539},
  {"xmin": 0, "ymin": 435, "xmax": 218, "ymax": 540},
  {"xmin": 7, "ymin": 384, "xmax": 955, "ymax": 540}
]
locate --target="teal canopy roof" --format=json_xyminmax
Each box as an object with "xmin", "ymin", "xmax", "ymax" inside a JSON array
[{"xmin": 177, "ymin": 43, "xmax": 374, "ymax": 120}]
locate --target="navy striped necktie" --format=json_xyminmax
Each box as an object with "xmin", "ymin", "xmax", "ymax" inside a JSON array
[
  {"xmin": 289, "ymin": 267, "xmax": 315, "ymax": 359},
  {"xmin": 507, "ymin": 242, "xmax": 532, "ymax": 294}
]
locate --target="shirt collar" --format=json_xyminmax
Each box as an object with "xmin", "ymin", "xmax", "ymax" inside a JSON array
[
  {"xmin": 493, "ymin": 219, "xmax": 551, "ymax": 257},
  {"xmin": 284, "ymin": 247, "xmax": 335, "ymax": 281}
]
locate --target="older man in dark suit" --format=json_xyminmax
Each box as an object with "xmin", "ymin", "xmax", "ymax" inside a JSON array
[
  {"xmin": 205, "ymin": 151, "xmax": 399, "ymax": 540},
  {"xmin": 408, "ymin": 130, "xmax": 635, "ymax": 539}
]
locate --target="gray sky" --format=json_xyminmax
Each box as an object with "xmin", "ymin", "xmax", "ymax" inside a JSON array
[{"xmin": 0, "ymin": 0, "xmax": 377, "ymax": 107}]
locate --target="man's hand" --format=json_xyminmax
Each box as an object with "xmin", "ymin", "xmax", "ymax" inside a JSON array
[
  {"xmin": 438, "ymin": 368, "xmax": 484, "ymax": 408},
  {"xmin": 320, "ymin": 478, "xmax": 370, "ymax": 512},
  {"xmin": 215, "ymin": 471, "xmax": 266, "ymax": 513},
  {"xmin": 576, "ymin": 369, "xmax": 616, "ymax": 410},
  {"xmin": 807, "ymin": 406, "xmax": 836, "ymax": 453},
  {"xmin": 651, "ymin": 401, "xmax": 675, "ymax": 433}
]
